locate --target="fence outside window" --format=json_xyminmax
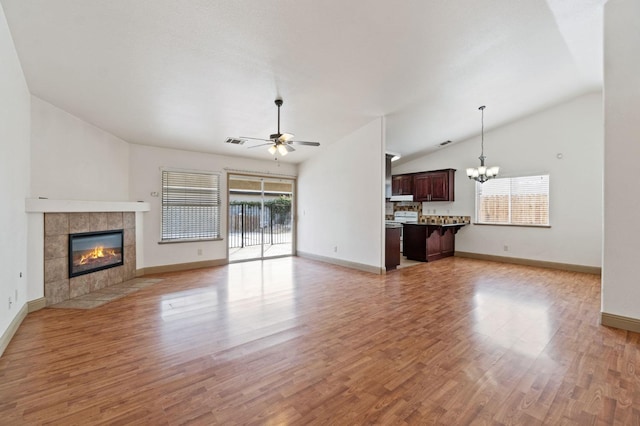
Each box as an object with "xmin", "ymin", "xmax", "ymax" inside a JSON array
[{"xmin": 476, "ymin": 175, "xmax": 550, "ymax": 226}]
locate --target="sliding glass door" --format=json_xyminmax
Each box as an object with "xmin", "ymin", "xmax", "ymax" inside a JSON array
[{"xmin": 228, "ymin": 174, "xmax": 294, "ymax": 262}]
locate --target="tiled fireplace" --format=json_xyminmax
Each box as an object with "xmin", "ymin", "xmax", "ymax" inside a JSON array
[{"xmin": 44, "ymin": 212, "xmax": 136, "ymax": 306}]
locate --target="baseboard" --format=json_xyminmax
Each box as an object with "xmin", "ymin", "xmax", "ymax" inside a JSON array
[
  {"xmin": 601, "ymin": 312, "xmax": 640, "ymax": 333},
  {"xmin": 297, "ymin": 251, "xmax": 383, "ymax": 275},
  {"xmin": 137, "ymin": 258, "xmax": 227, "ymax": 275},
  {"xmin": 454, "ymin": 251, "xmax": 601, "ymax": 275},
  {"xmin": 27, "ymin": 297, "xmax": 46, "ymax": 313},
  {"xmin": 0, "ymin": 303, "xmax": 28, "ymax": 357}
]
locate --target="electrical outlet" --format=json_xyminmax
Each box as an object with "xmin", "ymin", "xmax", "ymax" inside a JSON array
[
  {"xmin": 197, "ymin": 249, "xmax": 203, "ymax": 256},
  {"xmin": 333, "ymin": 246, "xmax": 338, "ymax": 253},
  {"xmin": 8, "ymin": 297, "xmax": 12, "ymax": 310},
  {"xmin": 503, "ymin": 245, "xmax": 509, "ymax": 252},
  {"xmin": 15, "ymin": 289, "xmax": 18, "ymax": 303}
]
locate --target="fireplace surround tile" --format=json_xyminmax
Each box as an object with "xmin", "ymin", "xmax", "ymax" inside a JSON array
[
  {"xmin": 92, "ymin": 269, "xmax": 110, "ymax": 291},
  {"xmin": 85, "ymin": 271, "xmax": 105, "ymax": 291},
  {"xmin": 44, "ymin": 211, "xmax": 136, "ymax": 306},
  {"xmin": 107, "ymin": 266, "xmax": 124, "ymax": 286},
  {"xmin": 124, "ymin": 228, "xmax": 135, "ymax": 247},
  {"xmin": 45, "ymin": 213, "xmax": 69, "ymax": 236},
  {"xmin": 44, "ymin": 234, "xmax": 67, "ymax": 260},
  {"xmin": 107, "ymin": 212, "xmax": 124, "ymax": 230},
  {"xmin": 124, "ymin": 212, "xmax": 135, "ymax": 229},
  {"xmin": 45, "ymin": 257, "xmax": 68, "ymax": 283},
  {"xmin": 90, "ymin": 212, "xmax": 109, "ymax": 232},
  {"xmin": 70, "ymin": 274, "xmax": 93, "ymax": 299},
  {"xmin": 69, "ymin": 213, "xmax": 92, "ymax": 234},
  {"xmin": 124, "ymin": 250, "xmax": 136, "ymax": 280},
  {"xmin": 45, "ymin": 279, "xmax": 69, "ymax": 305}
]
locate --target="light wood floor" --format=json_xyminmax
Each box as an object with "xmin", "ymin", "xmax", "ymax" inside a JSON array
[{"xmin": 1, "ymin": 257, "xmax": 637, "ymax": 425}]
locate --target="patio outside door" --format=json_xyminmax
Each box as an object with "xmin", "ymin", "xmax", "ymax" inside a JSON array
[{"xmin": 228, "ymin": 174, "xmax": 294, "ymax": 262}]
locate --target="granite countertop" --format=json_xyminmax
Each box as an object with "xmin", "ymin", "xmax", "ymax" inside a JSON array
[{"xmin": 405, "ymin": 222, "xmax": 467, "ymax": 227}]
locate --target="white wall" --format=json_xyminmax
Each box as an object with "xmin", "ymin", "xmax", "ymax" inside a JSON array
[
  {"xmin": 602, "ymin": 0, "xmax": 640, "ymax": 319},
  {"xmin": 0, "ymin": 5, "xmax": 30, "ymax": 346},
  {"xmin": 129, "ymin": 144, "xmax": 297, "ymax": 269},
  {"xmin": 393, "ymin": 92, "xmax": 603, "ymax": 267},
  {"xmin": 297, "ymin": 117, "xmax": 385, "ymax": 271},
  {"xmin": 30, "ymin": 96, "xmax": 130, "ymax": 201}
]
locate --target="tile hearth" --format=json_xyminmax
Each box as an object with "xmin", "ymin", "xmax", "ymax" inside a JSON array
[{"xmin": 48, "ymin": 277, "xmax": 163, "ymax": 309}]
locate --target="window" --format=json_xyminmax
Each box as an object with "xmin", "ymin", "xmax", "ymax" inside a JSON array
[
  {"xmin": 161, "ymin": 170, "xmax": 221, "ymax": 242},
  {"xmin": 476, "ymin": 175, "xmax": 549, "ymax": 226}
]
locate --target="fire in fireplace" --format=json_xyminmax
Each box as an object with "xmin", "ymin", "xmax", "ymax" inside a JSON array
[{"xmin": 69, "ymin": 230, "xmax": 124, "ymax": 278}]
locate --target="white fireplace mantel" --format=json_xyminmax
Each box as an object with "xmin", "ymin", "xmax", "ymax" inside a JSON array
[{"xmin": 25, "ymin": 198, "xmax": 150, "ymax": 213}]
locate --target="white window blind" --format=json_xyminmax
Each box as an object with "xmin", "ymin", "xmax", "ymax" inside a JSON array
[
  {"xmin": 476, "ymin": 175, "xmax": 549, "ymax": 226},
  {"xmin": 161, "ymin": 170, "xmax": 221, "ymax": 241}
]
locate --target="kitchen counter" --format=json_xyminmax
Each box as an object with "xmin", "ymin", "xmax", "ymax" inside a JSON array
[
  {"xmin": 403, "ymin": 222, "xmax": 467, "ymax": 262},
  {"xmin": 409, "ymin": 222, "xmax": 467, "ymax": 228}
]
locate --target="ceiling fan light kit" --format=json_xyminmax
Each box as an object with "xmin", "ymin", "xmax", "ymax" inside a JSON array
[
  {"xmin": 466, "ymin": 105, "xmax": 499, "ymax": 183},
  {"xmin": 233, "ymin": 98, "xmax": 320, "ymax": 157}
]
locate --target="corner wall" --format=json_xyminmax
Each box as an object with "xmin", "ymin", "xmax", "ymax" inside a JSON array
[
  {"xmin": 26, "ymin": 96, "xmax": 133, "ymax": 304},
  {"xmin": 393, "ymin": 92, "xmax": 603, "ymax": 268},
  {"xmin": 297, "ymin": 117, "xmax": 385, "ymax": 272},
  {"xmin": 0, "ymin": 4, "xmax": 31, "ymax": 353},
  {"xmin": 602, "ymin": 0, "xmax": 640, "ymax": 324}
]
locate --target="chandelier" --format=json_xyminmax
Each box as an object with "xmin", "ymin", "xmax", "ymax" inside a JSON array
[{"xmin": 466, "ymin": 105, "xmax": 499, "ymax": 183}]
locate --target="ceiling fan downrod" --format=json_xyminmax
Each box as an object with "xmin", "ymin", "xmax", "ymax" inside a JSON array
[{"xmin": 275, "ymin": 98, "xmax": 283, "ymax": 137}]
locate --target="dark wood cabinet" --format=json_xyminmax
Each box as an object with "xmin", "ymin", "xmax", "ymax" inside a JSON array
[
  {"xmin": 391, "ymin": 174, "xmax": 413, "ymax": 196},
  {"xmin": 403, "ymin": 223, "xmax": 463, "ymax": 262},
  {"xmin": 413, "ymin": 169, "xmax": 455, "ymax": 202},
  {"xmin": 385, "ymin": 226, "xmax": 401, "ymax": 271}
]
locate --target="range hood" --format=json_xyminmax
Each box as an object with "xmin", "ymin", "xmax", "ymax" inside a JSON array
[{"xmin": 389, "ymin": 194, "xmax": 414, "ymax": 202}]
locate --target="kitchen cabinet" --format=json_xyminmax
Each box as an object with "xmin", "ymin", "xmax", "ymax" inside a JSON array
[
  {"xmin": 403, "ymin": 223, "xmax": 464, "ymax": 262},
  {"xmin": 391, "ymin": 174, "xmax": 414, "ymax": 196},
  {"xmin": 385, "ymin": 225, "xmax": 401, "ymax": 271},
  {"xmin": 413, "ymin": 169, "xmax": 455, "ymax": 202}
]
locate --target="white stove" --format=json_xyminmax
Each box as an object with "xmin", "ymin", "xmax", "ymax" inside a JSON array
[
  {"xmin": 389, "ymin": 211, "xmax": 418, "ymax": 253},
  {"xmin": 393, "ymin": 211, "xmax": 419, "ymax": 224}
]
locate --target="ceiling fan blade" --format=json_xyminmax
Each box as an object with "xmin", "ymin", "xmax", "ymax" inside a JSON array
[
  {"xmin": 240, "ymin": 136, "xmax": 272, "ymax": 142},
  {"xmin": 247, "ymin": 142, "xmax": 274, "ymax": 149},
  {"xmin": 285, "ymin": 144, "xmax": 296, "ymax": 152},
  {"xmin": 290, "ymin": 140, "xmax": 320, "ymax": 147},
  {"xmin": 280, "ymin": 133, "xmax": 295, "ymax": 142}
]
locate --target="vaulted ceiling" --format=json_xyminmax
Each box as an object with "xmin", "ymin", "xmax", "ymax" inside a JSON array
[{"xmin": 1, "ymin": 0, "xmax": 605, "ymax": 164}]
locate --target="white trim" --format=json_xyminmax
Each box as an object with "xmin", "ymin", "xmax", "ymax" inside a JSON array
[
  {"xmin": 297, "ymin": 251, "xmax": 383, "ymax": 275},
  {"xmin": 26, "ymin": 199, "xmax": 150, "ymax": 213},
  {"xmin": 0, "ymin": 303, "xmax": 28, "ymax": 357},
  {"xmin": 223, "ymin": 167, "xmax": 297, "ymax": 179},
  {"xmin": 160, "ymin": 166, "xmax": 221, "ymax": 176}
]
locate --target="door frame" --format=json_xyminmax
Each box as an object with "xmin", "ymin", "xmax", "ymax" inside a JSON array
[{"xmin": 226, "ymin": 172, "xmax": 297, "ymax": 263}]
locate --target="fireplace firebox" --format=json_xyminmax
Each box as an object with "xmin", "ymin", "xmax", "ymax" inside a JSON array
[{"xmin": 69, "ymin": 230, "xmax": 124, "ymax": 278}]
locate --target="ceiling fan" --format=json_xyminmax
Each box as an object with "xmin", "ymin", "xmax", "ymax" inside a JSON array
[{"xmin": 239, "ymin": 98, "xmax": 320, "ymax": 156}]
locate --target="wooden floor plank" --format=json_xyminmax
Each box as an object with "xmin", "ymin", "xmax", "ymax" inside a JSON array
[{"xmin": 1, "ymin": 256, "xmax": 638, "ymax": 424}]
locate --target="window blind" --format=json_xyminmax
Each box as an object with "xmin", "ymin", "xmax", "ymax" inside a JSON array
[
  {"xmin": 161, "ymin": 170, "xmax": 221, "ymax": 241},
  {"xmin": 476, "ymin": 175, "xmax": 549, "ymax": 226}
]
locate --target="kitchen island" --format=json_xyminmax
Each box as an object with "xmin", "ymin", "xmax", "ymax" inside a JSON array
[{"xmin": 403, "ymin": 223, "xmax": 467, "ymax": 262}]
